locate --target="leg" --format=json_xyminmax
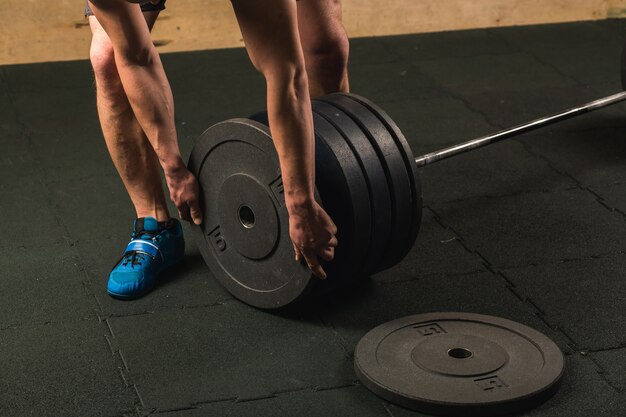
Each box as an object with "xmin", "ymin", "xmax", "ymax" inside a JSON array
[
  {"xmin": 88, "ymin": 11, "xmax": 170, "ymax": 222},
  {"xmin": 297, "ymin": 0, "xmax": 350, "ymax": 97},
  {"xmin": 88, "ymin": 5, "xmax": 187, "ymax": 300}
]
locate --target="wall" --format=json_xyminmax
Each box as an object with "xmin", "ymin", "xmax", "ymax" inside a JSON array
[{"xmin": 1, "ymin": 0, "xmax": 626, "ymax": 65}]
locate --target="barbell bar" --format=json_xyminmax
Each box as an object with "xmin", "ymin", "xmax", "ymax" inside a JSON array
[
  {"xmin": 414, "ymin": 90, "xmax": 626, "ymax": 167},
  {"xmin": 189, "ymin": 51, "xmax": 626, "ymax": 310}
]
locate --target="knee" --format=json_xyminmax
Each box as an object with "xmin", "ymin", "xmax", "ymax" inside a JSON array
[
  {"xmin": 89, "ymin": 35, "xmax": 122, "ymax": 91},
  {"xmin": 304, "ymin": 30, "xmax": 349, "ymax": 75}
]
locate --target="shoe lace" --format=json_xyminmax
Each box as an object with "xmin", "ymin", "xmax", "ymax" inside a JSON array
[{"xmin": 121, "ymin": 228, "xmax": 160, "ymax": 267}]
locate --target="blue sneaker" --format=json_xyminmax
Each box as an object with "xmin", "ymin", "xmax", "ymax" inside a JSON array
[{"xmin": 107, "ymin": 217, "xmax": 185, "ymax": 299}]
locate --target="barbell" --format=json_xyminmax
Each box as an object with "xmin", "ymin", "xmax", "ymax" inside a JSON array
[{"xmin": 188, "ymin": 50, "xmax": 626, "ymax": 310}]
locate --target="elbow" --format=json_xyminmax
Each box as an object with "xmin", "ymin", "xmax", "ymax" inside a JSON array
[
  {"xmin": 263, "ymin": 61, "xmax": 309, "ymax": 102},
  {"xmin": 288, "ymin": 64, "xmax": 309, "ymax": 101}
]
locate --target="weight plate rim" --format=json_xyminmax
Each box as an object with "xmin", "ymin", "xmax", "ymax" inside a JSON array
[
  {"xmin": 319, "ymin": 94, "xmax": 414, "ymax": 271},
  {"xmin": 310, "ymin": 112, "xmax": 373, "ymax": 285},
  {"xmin": 354, "ymin": 362, "xmax": 562, "ymax": 417},
  {"xmin": 339, "ymin": 93, "xmax": 423, "ymax": 261},
  {"xmin": 354, "ymin": 312, "xmax": 565, "ymax": 416},
  {"xmin": 312, "ymin": 100, "xmax": 393, "ymax": 275},
  {"xmin": 188, "ymin": 118, "xmax": 318, "ymax": 309}
]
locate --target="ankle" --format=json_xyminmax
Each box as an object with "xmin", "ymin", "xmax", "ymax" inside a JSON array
[{"xmin": 136, "ymin": 208, "xmax": 171, "ymax": 223}]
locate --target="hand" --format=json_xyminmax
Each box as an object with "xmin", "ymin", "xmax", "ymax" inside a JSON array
[
  {"xmin": 165, "ymin": 166, "xmax": 203, "ymax": 225},
  {"xmin": 289, "ymin": 200, "xmax": 338, "ymax": 279}
]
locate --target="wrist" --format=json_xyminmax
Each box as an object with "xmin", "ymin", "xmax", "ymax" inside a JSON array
[
  {"xmin": 286, "ymin": 192, "xmax": 316, "ymax": 216},
  {"xmin": 162, "ymin": 157, "xmax": 186, "ymax": 178}
]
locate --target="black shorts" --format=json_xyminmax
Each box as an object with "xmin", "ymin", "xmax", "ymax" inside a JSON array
[{"xmin": 85, "ymin": 0, "xmax": 166, "ymax": 17}]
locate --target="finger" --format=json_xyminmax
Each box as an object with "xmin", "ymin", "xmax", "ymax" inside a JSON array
[
  {"xmin": 178, "ymin": 204, "xmax": 191, "ymax": 222},
  {"xmin": 188, "ymin": 198, "xmax": 203, "ymax": 225},
  {"xmin": 302, "ymin": 249, "xmax": 326, "ymax": 279},
  {"xmin": 318, "ymin": 246, "xmax": 334, "ymax": 262},
  {"xmin": 292, "ymin": 242, "xmax": 301, "ymax": 262}
]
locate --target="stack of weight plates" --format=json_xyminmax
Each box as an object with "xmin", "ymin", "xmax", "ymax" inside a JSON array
[{"xmin": 188, "ymin": 93, "xmax": 422, "ymax": 309}]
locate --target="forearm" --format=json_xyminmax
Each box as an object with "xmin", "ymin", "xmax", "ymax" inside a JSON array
[
  {"xmin": 266, "ymin": 69, "xmax": 316, "ymax": 213},
  {"xmin": 115, "ymin": 51, "xmax": 184, "ymax": 174}
]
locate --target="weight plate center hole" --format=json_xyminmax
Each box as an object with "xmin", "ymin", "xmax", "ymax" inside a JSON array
[
  {"xmin": 238, "ymin": 205, "xmax": 256, "ymax": 229},
  {"xmin": 447, "ymin": 347, "xmax": 473, "ymax": 359}
]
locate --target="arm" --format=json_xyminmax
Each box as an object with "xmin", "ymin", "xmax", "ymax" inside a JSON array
[
  {"xmin": 88, "ymin": 0, "xmax": 202, "ymax": 224},
  {"xmin": 232, "ymin": 0, "xmax": 338, "ymax": 278}
]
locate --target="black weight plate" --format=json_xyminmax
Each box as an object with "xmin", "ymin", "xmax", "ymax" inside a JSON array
[
  {"xmin": 355, "ymin": 313, "xmax": 565, "ymax": 417},
  {"xmin": 342, "ymin": 93, "xmax": 422, "ymax": 263},
  {"xmin": 319, "ymin": 94, "xmax": 413, "ymax": 271},
  {"xmin": 310, "ymin": 111, "xmax": 372, "ymax": 288},
  {"xmin": 188, "ymin": 118, "xmax": 317, "ymax": 309},
  {"xmin": 312, "ymin": 100, "xmax": 393, "ymax": 275},
  {"xmin": 248, "ymin": 111, "xmax": 372, "ymax": 288}
]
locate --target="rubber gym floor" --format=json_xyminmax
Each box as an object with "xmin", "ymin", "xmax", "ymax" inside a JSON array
[{"xmin": 2, "ymin": 19, "xmax": 625, "ymax": 417}]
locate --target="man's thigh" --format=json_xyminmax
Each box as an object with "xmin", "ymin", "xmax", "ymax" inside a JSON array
[
  {"xmin": 297, "ymin": 0, "xmax": 344, "ymax": 46},
  {"xmin": 87, "ymin": 0, "xmax": 164, "ymax": 38},
  {"xmin": 85, "ymin": 0, "xmax": 166, "ymax": 18}
]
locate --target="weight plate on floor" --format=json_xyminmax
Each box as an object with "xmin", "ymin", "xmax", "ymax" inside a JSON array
[
  {"xmin": 312, "ymin": 100, "xmax": 392, "ymax": 275},
  {"xmin": 249, "ymin": 111, "xmax": 372, "ymax": 288},
  {"xmin": 342, "ymin": 93, "xmax": 422, "ymax": 263},
  {"xmin": 355, "ymin": 313, "xmax": 564, "ymax": 416},
  {"xmin": 188, "ymin": 118, "xmax": 317, "ymax": 309},
  {"xmin": 319, "ymin": 94, "xmax": 414, "ymax": 271}
]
